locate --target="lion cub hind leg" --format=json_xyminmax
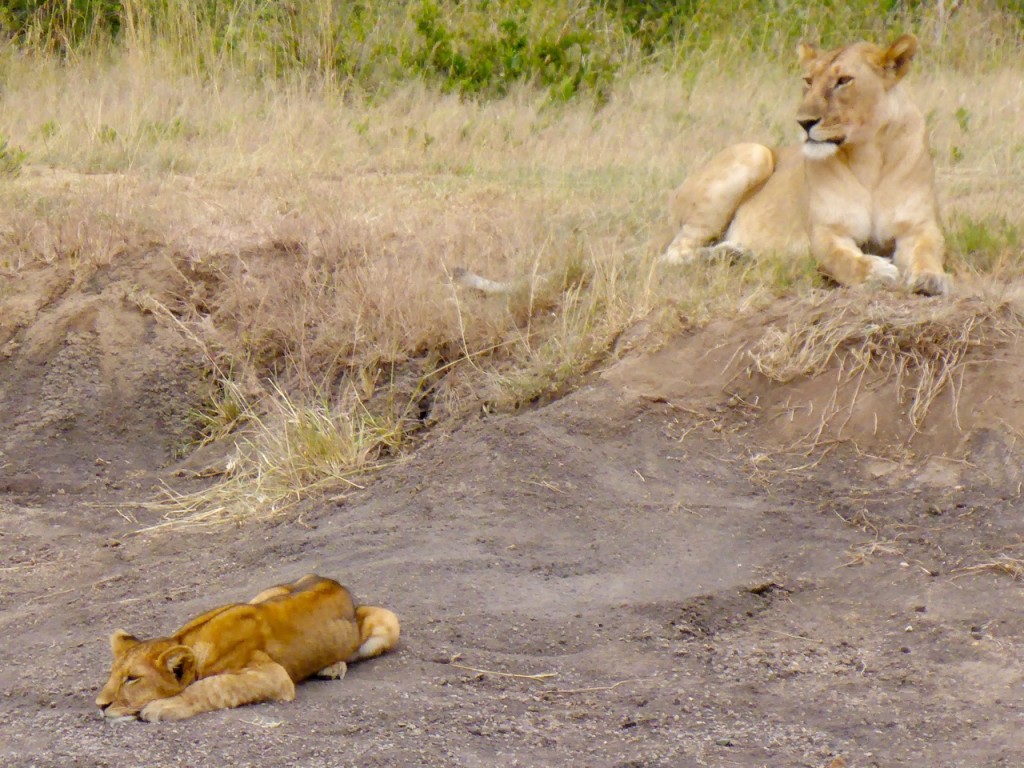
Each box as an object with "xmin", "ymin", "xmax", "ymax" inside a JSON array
[
  {"xmin": 249, "ymin": 573, "xmax": 322, "ymax": 604},
  {"xmin": 140, "ymin": 654, "xmax": 295, "ymax": 722},
  {"xmin": 249, "ymin": 585, "xmax": 290, "ymax": 604},
  {"xmin": 351, "ymin": 606, "xmax": 401, "ymax": 661},
  {"xmin": 661, "ymin": 143, "xmax": 774, "ymax": 264}
]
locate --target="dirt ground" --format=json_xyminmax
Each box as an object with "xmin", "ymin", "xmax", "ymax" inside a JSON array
[{"xmin": 3, "ymin": 265, "xmax": 1024, "ymax": 767}]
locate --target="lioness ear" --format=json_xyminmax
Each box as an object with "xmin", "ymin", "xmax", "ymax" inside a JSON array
[
  {"xmin": 883, "ymin": 33, "xmax": 918, "ymax": 81},
  {"xmin": 110, "ymin": 629, "xmax": 139, "ymax": 656},
  {"xmin": 797, "ymin": 41, "xmax": 820, "ymax": 67},
  {"xmin": 158, "ymin": 646, "xmax": 197, "ymax": 686}
]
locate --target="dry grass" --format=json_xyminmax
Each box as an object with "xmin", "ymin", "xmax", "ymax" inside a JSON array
[
  {"xmin": 143, "ymin": 382, "xmax": 412, "ymax": 528},
  {"xmin": 955, "ymin": 555, "xmax": 1024, "ymax": 581},
  {"xmin": 1, "ymin": 39, "xmax": 1023, "ymax": 523},
  {"xmin": 843, "ymin": 539, "xmax": 906, "ymax": 568},
  {"xmin": 749, "ymin": 293, "xmax": 1024, "ymax": 430}
]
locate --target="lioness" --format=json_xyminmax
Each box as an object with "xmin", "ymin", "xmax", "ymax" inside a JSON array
[
  {"xmin": 96, "ymin": 574, "xmax": 400, "ymax": 722},
  {"xmin": 661, "ymin": 33, "xmax": 951, "ymax": 296}
]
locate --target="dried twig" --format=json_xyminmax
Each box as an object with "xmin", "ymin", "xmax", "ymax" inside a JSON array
[
  {"xmin": 546, "ymin": 679, "xmax": 643, "ymax": 695},
  {"xmin": 447, "ymin": 654, "xmax": 557, "ymax": 681}
]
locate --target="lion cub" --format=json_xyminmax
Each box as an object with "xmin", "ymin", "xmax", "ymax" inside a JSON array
[{"xmin": 96, "ymin": 574, "xmax": 400, "ymax": 722}]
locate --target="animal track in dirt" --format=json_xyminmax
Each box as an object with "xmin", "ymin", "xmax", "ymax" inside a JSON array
[{"xmin": 666, "ymin": 582, "xmax": 793, "ymax": 639}]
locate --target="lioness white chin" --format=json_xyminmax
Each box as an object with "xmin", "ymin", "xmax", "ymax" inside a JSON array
[{"xmin": 660, "ymin": 33, "xmax": 951, "ymax": 297}]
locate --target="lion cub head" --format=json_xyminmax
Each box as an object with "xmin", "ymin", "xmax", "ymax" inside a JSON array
[
  {"xmin": 95, "ymin": 630, "xmax": 198, "ymax": 721},
  {"xmin": 796, "ymin": 34, "xmax": 918, "ymax": 160}
]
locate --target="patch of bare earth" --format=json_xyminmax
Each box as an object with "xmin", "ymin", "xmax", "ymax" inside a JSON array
[{"xmin": 3, "ymin": 263, "xmax": 1024, "ymax": 768}]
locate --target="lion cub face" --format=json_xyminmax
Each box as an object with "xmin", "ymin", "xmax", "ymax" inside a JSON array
[
  {"xmin": 95, "ymin": 630, "xmax": 197, "ymax": 721},
  {"xmin": 796, "ymin": 34, "xmax": 918, "ymax": 160}
]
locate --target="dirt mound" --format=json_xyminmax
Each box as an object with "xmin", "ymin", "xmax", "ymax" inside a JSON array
[
  {"xmin": 6, "ymin": 251, "xmax": 1024, "ymax": 501},
  {"xmin": 5, "ymin": 363, "xmax": 1024, "ymax": 766},
  {"xmin": 0, "ymin": 254, "xmax": 204, "ymax": 493},
  {"xmin": 605, "ymin": 289, "xmax": 1024, "ymax": 488}
]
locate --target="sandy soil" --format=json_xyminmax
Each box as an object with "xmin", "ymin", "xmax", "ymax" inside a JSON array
[{"xmin": 2, "ymin": 265, "xmax": 1024, "ymax": 768}]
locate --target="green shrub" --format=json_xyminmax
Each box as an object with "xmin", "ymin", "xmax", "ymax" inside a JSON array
[
  {"xmin": 0, "ymin": 137, "xmax": 29, "ymax": 176},
  {"xmin": 403, "ymin": 1, "xmax": 619, "ymax": 100},
  {"xmin": 0, "ymin": 0, "xmax": 121, "ymax": 52},
  {"xmin": 1, "ymin": 1, "xmax": 1021, "ymax": 97}
]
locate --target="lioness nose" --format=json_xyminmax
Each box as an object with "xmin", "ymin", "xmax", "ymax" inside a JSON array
[{"xmin": 798, "ymin": 118, "xmax": 820, "ymax": 135}]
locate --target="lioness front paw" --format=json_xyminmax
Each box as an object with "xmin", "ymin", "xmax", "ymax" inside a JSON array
[
  {"xmin": 699, "ymin": 241, "xmax": 752, "ymax": 263},
  {"xmin": 140, "ymin": 698, "xmax": 194, "ymax": 722},
  {"xmin": 906, "ymin": 270, "xmax": 952, "ymax": 296},
  {"xmin": 864, "ymin": 256, "xmax": 900, "ymax": 288},
  {"xmin": 659, "ymin": 243, "xmax": 697, "ymax": 265}
]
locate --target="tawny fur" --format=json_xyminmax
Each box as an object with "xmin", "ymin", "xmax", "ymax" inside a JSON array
[
  {"xmin": 660, "ymin": 33, "xmax": 950, "ymax": 296},
  {"xmin": 95, "ymin": 574, "xmax": 399, "ymax": 722}
]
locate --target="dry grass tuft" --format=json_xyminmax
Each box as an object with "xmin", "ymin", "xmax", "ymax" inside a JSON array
[
  {"xmin": 843, "ymin": 539, "xmax": 906, "ymax": 568},
  {"xmin": 956, "ymin": 555, "xmax": 1024, "ymax": 581},
  {"xmin": 748, "ymin": 292, "xmax": 1024, "ymax": 429},
  {"xmin": 144, "ymin": 383, "xmax": 413, "ymax": 528}
]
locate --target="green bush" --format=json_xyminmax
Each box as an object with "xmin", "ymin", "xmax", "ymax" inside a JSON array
[
  {"xmin": 402, "ymin": 1, "xmax": 619, "ymax": 100},
  {"xmin": 1, "ymin": 1, "xmax": 1021, "ymax": 97},
  {"xmin": 0, "ymin": 0, "xmax": 121, "ymax": 52},
  {"xmin": 0, "ymin": 137, "xmax": 29, "ymax": 176}
]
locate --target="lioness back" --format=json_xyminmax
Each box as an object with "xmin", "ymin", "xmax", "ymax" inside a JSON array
[{"xmin": 96, "ymin": 574, "xmax": 399, "ymax": 722}]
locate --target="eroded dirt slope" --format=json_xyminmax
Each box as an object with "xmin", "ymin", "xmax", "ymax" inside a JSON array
[{"xmin": 2, "ymin": 278, "xmax": 1024, "ymax": 767}]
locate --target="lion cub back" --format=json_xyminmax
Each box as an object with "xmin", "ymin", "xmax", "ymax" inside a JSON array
[{"xmin": 209, "ymin": 576, "xmax": 363, "ymax": 683}]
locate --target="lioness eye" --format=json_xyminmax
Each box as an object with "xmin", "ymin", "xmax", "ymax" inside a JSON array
[
  {"xmin": 803, "ymin": 76, "xmax": 813, "ymax": 86},
  {"xmin": 125, "ymin": 676, "xmax": 139, "ymax": 684},
  {"xmin": 836, "ymin": 75, "xmax": 853, "ymax": 87}
]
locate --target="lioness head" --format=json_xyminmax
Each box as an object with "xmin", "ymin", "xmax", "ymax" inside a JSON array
[
  {"xmin": 796, "ymin": 34, "xmax": 918, "ymax": 160},
  {"xmin": 95, "ymin": 630, "xmax": 198, "ymax": 721}
]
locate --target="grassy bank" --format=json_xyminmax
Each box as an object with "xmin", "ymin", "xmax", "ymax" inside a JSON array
[{"xmin": 1, "ymin": 2, "xmax": 1022, "ymax": 523}]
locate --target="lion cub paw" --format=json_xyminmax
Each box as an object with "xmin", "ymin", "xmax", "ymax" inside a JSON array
[
  {"xmin": 906, "ymin": 270, "xmax": 952, "ymax": 297},
  {"xmin": 314, "ymin": 661, "xmax": 348, "ymax": 680},
  {"xmin": 864, "ymin": 256, "xmax": 900, "ymax": 288},
  {"xmin": 140, "ymin": 698, "xmax": 194, "ymax": 723}
]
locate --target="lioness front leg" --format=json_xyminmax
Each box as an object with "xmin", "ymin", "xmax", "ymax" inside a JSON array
[
  {"xmin": 893, "ymin": 223, "xmax": 951, "ymax": 296},
  {"xmin": 140, "ymin": 657, "xmax": 295, "ymax": 722},
  {"xmin": 811, "ymin": 230, "xmax": 899, "ymax": 289}
]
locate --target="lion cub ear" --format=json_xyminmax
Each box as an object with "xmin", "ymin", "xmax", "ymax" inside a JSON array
[
  {"xmin": 797, "ymin": 41, "xmax": 820, "ymax": 67},
  {"xmin": 110, "ymin": 629, "xmax": 140, "ymax": 656},
  {"xmin": 883, "ymin": 33, "xmax": 918, "ymax": 81},
  {"xmin": 157, "ymin": 646, "xmax": 198, "ymax": 686}
]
